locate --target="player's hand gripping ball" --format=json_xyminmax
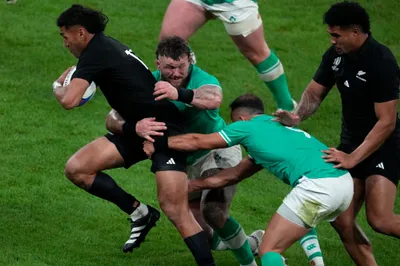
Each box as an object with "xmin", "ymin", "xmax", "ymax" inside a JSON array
[{"xmin": 63, "ymin": 66, "xmax": 97, "ymax": 106}]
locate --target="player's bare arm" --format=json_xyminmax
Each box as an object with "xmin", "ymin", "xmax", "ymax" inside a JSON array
[
  {"xmin": 323, "ymin": 100, "xmax": 398, "ymax": 169},
  {"xmin": 274, "ymin": 80, "xmax": 331, "ymax": 126},
  {"xmin": 154, "ymin": 81, "xmax": 222, "ymax": 110},
  {"xmin": 143, "ymin": 132, "xmax": 228, "ymax": 158},
  {"xmin": 295, "ymin": 80, "xmax": 331, "ymax": 120},
  {"xmin": 189, "ymin": 156, "xmax": 263, "ymax": 193},
  {"xmin": 105, "ymin": 109, "xmax": 166, "ymax": 142},
  {"xmin": 53, "ymin": 69, "xmax": 89, "ymax": 109},
  {"xmin": 168, "ymin": 132, "xmax": 228, "ymax": 151},
  {"xmin": 191, "ymin": 85, "xmax": 222, "ymax": 110},
  {"xmin": 328, "ymin": 99, "xmax": 398, "ymax": 168}
]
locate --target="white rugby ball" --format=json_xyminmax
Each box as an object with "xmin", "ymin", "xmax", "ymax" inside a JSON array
[{"xmin": 63, "ymin": 66, "xmax": 96, "ymax": 106}]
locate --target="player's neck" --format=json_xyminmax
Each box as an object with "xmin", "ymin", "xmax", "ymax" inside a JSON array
[
  {"xmin": 85, "ymin": 33, "xmax": 95, "ymax": 46},
  {"xmin": 351, "ymin": 33, "xmax": 369, "ymax": 53}
]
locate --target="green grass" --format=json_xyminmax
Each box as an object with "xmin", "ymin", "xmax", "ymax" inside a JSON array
[{"xmin": 0, "ymin": 0, "xmax": 399, "ymax": 265}]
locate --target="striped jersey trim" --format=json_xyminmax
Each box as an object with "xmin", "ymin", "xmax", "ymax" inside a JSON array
[{"xmin": 219, "ymin": 130, "xmax": 231, "ymax": 144}]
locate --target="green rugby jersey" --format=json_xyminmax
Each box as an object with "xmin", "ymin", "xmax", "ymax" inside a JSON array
[
  {"xmin": 219, "ymin": 115, "xmax": 348, "ymax": 187},
  {"xmin": 153, "ymin": 65, "xmax": 226, "ymax": 165}
]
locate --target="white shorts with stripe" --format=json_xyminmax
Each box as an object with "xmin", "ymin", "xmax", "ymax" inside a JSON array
[{"xmin": 186, "ymin": 0, "xmax": 262, "ymax": 37}]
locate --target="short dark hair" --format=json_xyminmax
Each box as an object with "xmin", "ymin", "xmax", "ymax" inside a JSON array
[
  {"xmin": 323, "ymin": 1, "xmax": 370, "ymax": 33},
  {"xmin": 57, "ymin": 4, "xmax": 108, "ymax": 34},
  {"xmin": 156, "ymin": 36, "xmax": 191, "ymax": 60},
  {"xmin": 229, "ymin": 94, "xmax": 264, "ymax": 115}
]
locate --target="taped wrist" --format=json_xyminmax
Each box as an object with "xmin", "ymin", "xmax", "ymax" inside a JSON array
[
  {"xmin": 178, "ymin": 88, "xmax": 194, "ymax": 104},
  {"xmin": 52, "ymin": 81, "xmax": 61, "ymax": 91}
]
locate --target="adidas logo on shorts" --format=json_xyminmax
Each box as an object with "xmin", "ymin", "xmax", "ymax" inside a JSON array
[
  {"xmin": 166, "ymin": 158, "xmax": 175, "ymax": 165},
  {"xmin": 376, "ymin": 162, "xmax": 384, "ymax": 169}
]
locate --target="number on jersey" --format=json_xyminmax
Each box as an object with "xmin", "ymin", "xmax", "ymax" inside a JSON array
[{"xmin": 125, "ymin": 49, "xmax": 149, "ymax": 70}]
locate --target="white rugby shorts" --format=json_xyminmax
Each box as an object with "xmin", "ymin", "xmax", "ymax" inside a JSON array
[{"xmin": 186, "ymin": 0, "xmax": 262, "ymax": 37}]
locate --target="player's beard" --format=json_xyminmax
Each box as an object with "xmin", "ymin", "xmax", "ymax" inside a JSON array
[{"xmin": 161, "ymin": 75, "xmax": 188, "ymax": 89}]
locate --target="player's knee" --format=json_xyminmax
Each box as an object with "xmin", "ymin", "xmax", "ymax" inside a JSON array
[
  {"xmin": 158, "ymin": 195, "xmax": 185, "ymax": 224},
  {"xmin": 367, "ymin": 214, "xmax": 392, "ymax": 235},
  {"xmin": 202, "ymin": 202, "xmax": 228, "ymax": 228},
  {"xmin": 258, "ymin": 245, "xmax": 282, "ymax": 257},
  {"xmin": 64, "ymin": 157, "xmax": 91, "ymax": 188},
  {"xmin": 237, "ymin": 43, "xmax": 269, "ymax": 65}
]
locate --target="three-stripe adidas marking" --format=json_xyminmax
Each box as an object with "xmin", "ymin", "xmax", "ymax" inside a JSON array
[
  {"xmin": 376, "ymin": 162, "xmax": 384, "ymax": 169},
  {"xmin": 166, "ymin": 158, "xmax": 175, "ymax": 165},
  {"xmin": 125, "ymin": 224, "xmax": 146, "ymax": 244}
]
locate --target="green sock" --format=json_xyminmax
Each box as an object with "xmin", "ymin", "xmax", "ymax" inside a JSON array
[
  {"xmin": 210, "ymin": 230, "xmax": 228, "ymax": 251},
  {"xmin": 255, "ymin": 51, "xmax": 294, "ymax": 111},
  {"xmin": 298, "ymin": 228, "xmax": 324, "ymax": 266},
  {"xmin": 214, "ymin": 217, "xmax": 256, "ymax": 266},
  {"xmin": 261, "ymin": 252, "xmax": 284, "ymax": 266}
]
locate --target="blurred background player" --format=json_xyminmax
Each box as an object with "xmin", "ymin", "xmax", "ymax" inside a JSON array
[
  {"xmin": 159, "ymin": 0, "xmax": 296, "ymax": 111},
  {"xmin": 54, "ymin": 5, "xmax": 215, "ymax": 266}
]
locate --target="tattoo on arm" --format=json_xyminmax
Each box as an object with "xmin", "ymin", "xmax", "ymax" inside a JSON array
[
  {"xmin": 193, "ymin": 86, "xmax": 222, "ymax": 101},
  {"xmin": 294, "ymin": 90, "xmax": 323, "ymax": 121},
  {"xmin": 191, "ymin": 85, "xmax": 222, "ymax": 109}
]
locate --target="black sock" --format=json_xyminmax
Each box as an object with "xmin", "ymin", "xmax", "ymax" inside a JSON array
[
  {"xmin": 88, "ymin": 172, "xmax": 138, "ymax": 215},
  {"xmin": 184, "ymin": 231, "xmax": 215, "ymax": 266}
]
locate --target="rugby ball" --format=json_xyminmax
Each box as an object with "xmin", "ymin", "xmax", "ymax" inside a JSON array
[{"xmin": 63, "ymin": 66, "xmax": 96, "ymax": 106}]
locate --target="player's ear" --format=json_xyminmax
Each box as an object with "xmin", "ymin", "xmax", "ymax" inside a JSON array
[
  {"xmin": 352, "ymin": 27, "xmax": 360, "ymax": 36},
  {"xmin": 155, "ymin": 59, "xmax": 161, "ymax": 70},
  {"xmin": 78, "ymin": 27, "xmax": 85, "ymax": 39}
]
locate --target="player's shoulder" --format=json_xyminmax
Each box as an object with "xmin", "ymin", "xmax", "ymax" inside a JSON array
[
  {"xmin": 223, "ymin": 120, "xmax": 247, "ymax": 131},
  {"xmin": 368, "ymin": 38, "xmax": 398, "ymax": 66},
  {"xmin": 152, "ymin": 70, "xmax": 161, "ymax": 80},
  {"xmin": 80, "ymin": 33, "xmax": 124, "ymax": 61},
  {"xmin": 191, "ymin": 65, "xmax": 219, "ymax": 83}
]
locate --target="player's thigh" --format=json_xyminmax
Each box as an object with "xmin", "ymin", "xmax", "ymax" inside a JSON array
[
  {"xmin": 66, "ymin": 136, "xmax": 125, "ymax": 176},
  {"xmin": 365, "ymin": 174, "xmax": 398, "ymax": 224},
  {"xmin": 200, "ymin": 145, "xmax": 242, "ymax": 205},
  {"xmin": 357, "ymin": 144, "xmax": 399, "ymax": 222},
  {"xmin": 259, "ymin": 211, "xmax": 310, "ymax": 255},
  {"xmin": 153, "ymin": 148, "xmax": 188, "ymax": 207},
  {"xmin": 156, "ymin": 170, "xmax": 189, "ymax": 211},
  {"xmin": 331, "ymin": 177, "xmax": 365, "ymax": 231},
  {"xmin": 160, "ymin": 0, "xmax": 209, "ymax": 40},
  {"xmin": 201, "ymin": 168, "xmax": 236, "ymax": 208},
  {"xmin": 230, "ymin": 25, "xmax": 269, "ymax": 65},
  {"xmin": 218, "ymin": 1, "xmax": 266, "ymax": 64}
]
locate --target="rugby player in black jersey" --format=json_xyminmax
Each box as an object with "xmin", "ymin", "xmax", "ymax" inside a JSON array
[
  {"xmin": 274, "ymin": 2, "xmax": 399, "ymax": 266},
  {"xmin": 53, "ymin": 5, "xmax": 215, "ymax": 266}
]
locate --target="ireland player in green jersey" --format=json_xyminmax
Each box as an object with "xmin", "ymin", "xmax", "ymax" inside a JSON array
[
  {"xmin": 159, "ymin": 0, "xmax": 296, "ymax": 111},
  {"xmin": 144, "ymin": 94, "xmax": 354, "ymax": 266},
  {"xmin": 107, "ymin": 37, "xmax": 262, "ymax": 266}
]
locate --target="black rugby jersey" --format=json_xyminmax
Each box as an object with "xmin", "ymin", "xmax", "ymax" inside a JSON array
[
  {"xmin": 74, "ymin": 32, "xmax": 182, "ymax": 126},
  {"xmin": 313, "ymin": 35, "xmax": 400, "ymax": 146}
]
